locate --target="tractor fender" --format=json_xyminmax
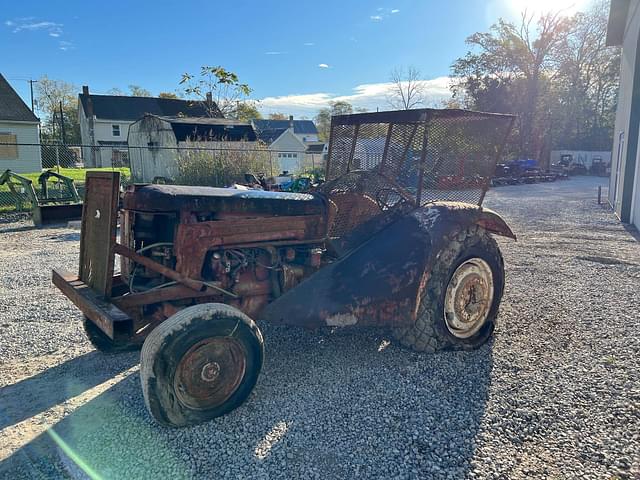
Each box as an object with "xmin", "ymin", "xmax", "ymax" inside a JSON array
[{"xmin": 260, "ymin": 202, "xmax": 515, "ymax": 329}]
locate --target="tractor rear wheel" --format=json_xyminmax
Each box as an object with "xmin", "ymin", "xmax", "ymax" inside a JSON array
[
  {"xmin": 140, "ymin": 304, "xmax": 264, "ymax": 427},
  {"xmin": 392, "ymin": 226, "xmax": 504, "ymax": 353}
]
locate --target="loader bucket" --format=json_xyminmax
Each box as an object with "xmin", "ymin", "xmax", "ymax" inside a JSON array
[{"xmin": 33, "ymin": 203, "xmax": 83, "ymax": 226}]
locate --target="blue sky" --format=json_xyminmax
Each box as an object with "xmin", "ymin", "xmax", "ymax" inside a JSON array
[{"xmin": 1, "ymin": 0, "xmax": 589, "ymax": 117}]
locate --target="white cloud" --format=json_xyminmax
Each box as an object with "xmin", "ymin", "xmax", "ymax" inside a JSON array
[
  {"xmin": 318, "ymin": 63, "xmax": 330, "ymax": 68},
  {"xmin": 370, "ymin": 15, "xmax": 383, "ymax": 21},
  {"xmin": 258, "ymin": 76, "xmax": 452, "ymax": 117},
  {"xmin": 303, "ymin": 42, "xmax": 315, "ymax": 46},
  {"xmin": 59, "ymin": 40, "xmax": 73, "ymax": 51},
  {"xmin": 6, "ymin": 18, "xmax": 63, "ymax": 37},
  {"xmin": 265, "ymin": 51, "xmax": 287, "ymax": 55},
  {"xmin": 391, "ymin": 9, "xmax": 400, "ymax": 13}
]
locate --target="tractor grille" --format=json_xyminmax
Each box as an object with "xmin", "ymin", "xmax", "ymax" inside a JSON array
[{"xmin": 320, "ymin": 109, "xmax": 514, "ymax": 238}]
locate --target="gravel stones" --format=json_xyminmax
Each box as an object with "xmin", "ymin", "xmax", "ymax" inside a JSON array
[{"xmin": 0, "ymin": 176, "xmax": 638, "ymax": 479}]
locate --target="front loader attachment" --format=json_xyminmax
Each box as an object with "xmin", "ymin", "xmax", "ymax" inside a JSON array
[{"xmin": 0, "ymin": 168, "xmax": 83, "ymax": 226}]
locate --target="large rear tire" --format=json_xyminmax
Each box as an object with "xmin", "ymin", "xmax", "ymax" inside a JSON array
[
  {"xmin": 140, "ymin": 304, "xmax": 264, "ymax": 427},
  {"xmin": 392, "ymin": 226, "xmax": 505, "ymax": 352}
]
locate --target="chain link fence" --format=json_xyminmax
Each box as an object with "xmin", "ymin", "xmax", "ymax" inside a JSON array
[{"xmin": 0, "ymin": 142, "xmax": 327, "ymax": 213}]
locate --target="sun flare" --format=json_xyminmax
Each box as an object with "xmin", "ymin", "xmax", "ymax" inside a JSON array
[{"xmin": 506, "ymin": 0, "xmax": 588, "ymax": 15}]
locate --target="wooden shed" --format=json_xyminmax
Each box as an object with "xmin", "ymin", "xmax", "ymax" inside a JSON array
[{"xmin": 127, "ymin": 114, "xmax": 257, "ymax": 182}]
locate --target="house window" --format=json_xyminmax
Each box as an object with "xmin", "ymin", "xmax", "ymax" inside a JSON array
[
  {"xmin": 112, "ymin": 125, "xmax": 121, "ymax": 137},
  {"xmin": 0, "ymin": 133, "xmax": 18, "ymax": 159}
]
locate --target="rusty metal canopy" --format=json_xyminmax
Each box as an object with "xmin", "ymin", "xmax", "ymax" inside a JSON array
[{"xmin": 321, "ymin": 108, "xmax": 515, "ymax": 238}]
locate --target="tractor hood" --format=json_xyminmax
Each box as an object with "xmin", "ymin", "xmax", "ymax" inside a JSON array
[{"xmin": 123, "ymin": 184, "xmax": 327, "ymax": 217}]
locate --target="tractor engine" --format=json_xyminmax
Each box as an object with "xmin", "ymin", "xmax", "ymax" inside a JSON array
[{"xmin": 121, "ymin": 210, "xmax": 326, "ymax": 321}]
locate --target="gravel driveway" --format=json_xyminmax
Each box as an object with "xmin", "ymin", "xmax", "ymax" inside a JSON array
[{"xmin": 0, "ymin": 176, "xmax": 638, "ymax": 479}]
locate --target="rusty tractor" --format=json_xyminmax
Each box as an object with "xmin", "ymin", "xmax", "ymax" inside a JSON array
[{"xmin": 53, "ymin": 109, "xmax": 516, "ymax": 427}]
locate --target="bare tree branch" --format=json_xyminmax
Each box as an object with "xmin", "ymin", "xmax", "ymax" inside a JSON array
[{"xmin": 387, "ymin": 66, "xmax": 426, "ymax": 110}]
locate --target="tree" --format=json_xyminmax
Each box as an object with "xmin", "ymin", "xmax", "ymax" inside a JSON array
[
  {"xmin": 387, "ymin": 66, "xmax": 426, "ymax": 110},
  {"xmin": 451, "ymin": 3, "xmax": 618, "ymax": 162},
  {"xmin": 314, "ymin": 101, "xmax": 354, "ymax": 141},
  {"xmin": 268, "ymin": 112, "xmax": 288, "ymax": 120},
  {"xmin": 106, "ymin": 87, "xmax": 125, "ymax": 96},
  {"xmin": 158, "ymin": 91, "xmax": 181, "ymax": 99},
  {"xmin": 35, "ymin": 76, "xmax": 81, "ymax": 143},
  {"xmin": 452, "ymin": 11, "xmax": 574, "ymax": 159},
  {"xmin": 180, "ymin": 66, "xmax": 252, "ymax": 117},
  {"xmin": 551, "ymin": 1, "xmax": 620, "ymax": 150},
  {"xmin": 236, "ymin": 101, "xmax": 262, "ymax": 122},
  {"xmin": 129, "ymin": 85, "xmax": 152, "ymax": 97}
]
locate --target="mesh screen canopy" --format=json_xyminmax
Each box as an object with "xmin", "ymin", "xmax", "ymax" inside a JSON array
[{"xmin": 320, "ymin": 108, "xmax": 514, "ymax": 238}]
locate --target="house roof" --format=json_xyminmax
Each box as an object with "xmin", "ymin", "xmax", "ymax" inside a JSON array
[
  {"xmin": 79, "ymin": 94, "xmax": 220, "ymax": 121},
  {"xmin": 253, "ymin": 119, "xmax": 318, "ymax": 137},
  {"xmin": 306, "ymin": 142, "xmax": 326, "ymax": 153},
  {"xmin": 155, "ymin": 115, "xmax": 256, "ymax": 142},
  {"xmin": 606, "ymin": 0, "xmax": 630, "ymax": 46},
  {"xmin": 254, "ymin": 127, "xmax": 288, "ymax": 144},
  {"xmin": 0, "ymin": 74, "xmax": 39, "ymax": 123}
]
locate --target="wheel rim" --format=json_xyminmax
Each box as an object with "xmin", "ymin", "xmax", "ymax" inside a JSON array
[
  {"xmin": 174, "ymin": 337, "xmax": 247, "ymax": 411},
  {"xmin": 443, "ymin": 258, "xmax": 494, "ymax": 339}
]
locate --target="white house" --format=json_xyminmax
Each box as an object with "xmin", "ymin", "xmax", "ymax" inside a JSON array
[
  {"xmin": 252, "ymin": 117, "xmax": 326, "ymax": 173},
  {"xmin": 0, "ymin": 73, "xmax": 41, "ymax": 173},
  {"xmin": 78, "ymin": 86, "xmax": 213, "ymax": 167},
  {"xmin": 606, "ymin": 0, "xmax": 640, "ymax": 229}
]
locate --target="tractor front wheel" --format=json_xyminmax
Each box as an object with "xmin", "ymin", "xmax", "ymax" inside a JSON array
[
  {"xmin": 392, "ymin": 226, "xmax": 505, "ymax": 352},
  {"xmin": 140, "ymin": 304, "xmax": 264, "ymax": 427}
]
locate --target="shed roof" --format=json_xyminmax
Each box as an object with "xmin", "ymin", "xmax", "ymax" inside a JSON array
[
  {"xmin": 0, "ymin": 73, "xmax": 39, "ymax": 123},
  {"xmin": 79, "ymin": 94, "xmax": 220, "ymax": 121},
  {"xmin": 156, "ymin": 115, "xmax": 257, "ymax": 142}
]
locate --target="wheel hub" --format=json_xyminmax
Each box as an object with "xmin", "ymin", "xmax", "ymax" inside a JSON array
[
  {"xmin": 174, "ymin": 337, "xmax": 247, "ymax": 410},
  {"xmin": 444, "ymin": 258, "xmax": 494, "ymax": 339}
]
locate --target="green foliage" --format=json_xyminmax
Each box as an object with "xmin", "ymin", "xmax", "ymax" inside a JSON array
[
  {"xmin": 180, "ymin": 66, "xmax": 252, "ymax": 118},
  {"xmin": 315, "ymin": 101, "xmax": 354, "ymax": 141},
  {"xmin": 128, "ymin": 85, "xmax": 152, "ymax": 97},
  {"xmin": 174, "ymin": 141, "xmax": 271, "ymax": 187},
  {"xmin": 158, "ymin": 92, "xmax": 181, "ymax": 99},
  {"xmin": 235, "ymin": 101, "xmax": 262, "ymax": 122},
  {"xmin": 35, "ymin": 76, "xmax": 81, "ymax": 144},
  {"xmin": 451, "ymin": 2, "xmax": 619, "ymax": 162}
]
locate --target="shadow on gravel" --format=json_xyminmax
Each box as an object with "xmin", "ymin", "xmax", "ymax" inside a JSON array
[
  {"xmin": 48, "ymin": 232, "xmax": 81, "ymax": 242},
  {"xmin": 623, "ymin": 224, "xmax": 640, "ymax": 242},
  {"xmin": 0, "ymin": 351, "xmax": 137, "ymax": 431},
  {"xmin": 0, "ymin": 374, "xmax": 192, "ymax": 479},
  {"xmin": 1, "ymin": 329, "xmax": 494, "ymax": 479},
  {"xmin": 0, "ymin": 224, "xmax": 36, "ymax": 234}
]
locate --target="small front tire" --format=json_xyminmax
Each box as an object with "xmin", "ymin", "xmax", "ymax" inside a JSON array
[{"xmin": 140, "ymin": 304, "xmax": 264, "ymax": 427}]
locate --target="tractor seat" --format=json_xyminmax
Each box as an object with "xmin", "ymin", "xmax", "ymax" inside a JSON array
[{"xmin": 123, "ymin": 184, "xmax": 327, "ymax": 217}]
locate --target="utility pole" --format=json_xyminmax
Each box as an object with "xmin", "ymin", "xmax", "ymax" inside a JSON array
[
  {"xmin": 28, "ymin": 79, "xmax": 37, "ymax": 112},
  {"xmin": 59, "ymin": 101, "xmax": 66, "ymax": 144}
]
